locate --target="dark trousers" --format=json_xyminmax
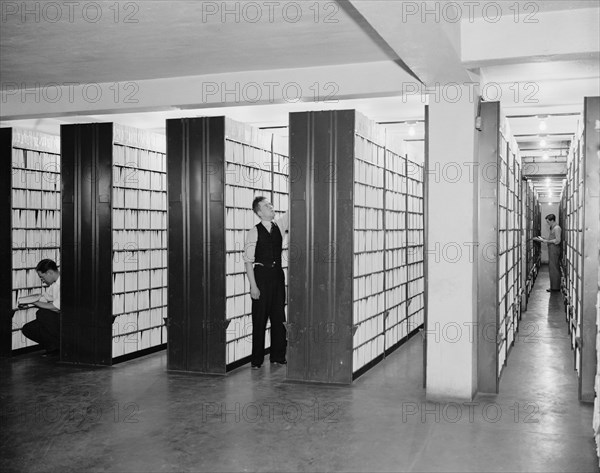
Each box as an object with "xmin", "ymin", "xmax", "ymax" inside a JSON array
[
  {"xmin": 252, "ymin": 266, "xmax": 286, "ymax": 365},
  {"xmin": 548, "ymin": 244, "xmax": 561, "ymax": 290},
  {"xmin": 21, "ymin": 309, "xmax": 60, "ymax": 351}
]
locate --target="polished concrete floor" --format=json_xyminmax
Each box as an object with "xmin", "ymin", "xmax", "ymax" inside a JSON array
[{"xmin": 1, "ymin": 266, "xmax": 598, "ymax": 472}]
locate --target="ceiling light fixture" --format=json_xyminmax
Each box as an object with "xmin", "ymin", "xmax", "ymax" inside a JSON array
[
  {"xmin": 543, "ymin": 154, "xmax": 549, "ymax": 160},
  {"xmin": 540, "ymin": 138, "xmax": 547, "ymax": 148}
]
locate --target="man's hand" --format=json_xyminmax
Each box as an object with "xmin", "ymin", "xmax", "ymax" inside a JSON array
[{"xmin": 250, "ymin": 285, "xmax": 261, "ymax": 300}]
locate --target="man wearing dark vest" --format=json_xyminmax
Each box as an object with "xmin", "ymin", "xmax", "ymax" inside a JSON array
[{"xmin": 243, "ymin": 196, "xmax": 289, "ymax": 369}]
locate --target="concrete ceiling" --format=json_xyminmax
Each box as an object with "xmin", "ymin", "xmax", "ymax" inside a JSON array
[
  {"xmin": 2, "ymin": 0, "xmax": 599, "ymax": 204},
  {"xmin": 1, "ymin": 1, "xmax": 391, "ymax": 84}
]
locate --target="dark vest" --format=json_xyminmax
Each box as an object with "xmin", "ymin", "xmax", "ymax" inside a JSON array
[{"xmin": 255, "ymin": 222, "xmax": 282, "ymax": 267}]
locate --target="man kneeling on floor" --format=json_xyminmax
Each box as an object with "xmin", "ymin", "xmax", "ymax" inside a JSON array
[{"xmin": 21, "ymin": 259, "xmax": 61, "ymax": 356}]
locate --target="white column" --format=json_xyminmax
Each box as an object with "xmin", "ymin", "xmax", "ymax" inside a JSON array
[{"xmin": 426, "ymin": 85, "xmax": 480, "ymax": 401}]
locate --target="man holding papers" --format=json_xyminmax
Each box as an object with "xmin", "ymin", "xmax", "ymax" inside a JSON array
[
  {"xmin": 244, "ymin": 197, "xmax": 289, "ymax": 369},
  {"xmin": 21, "ymin": 259, "xmax": 61, "ymax": 356}
]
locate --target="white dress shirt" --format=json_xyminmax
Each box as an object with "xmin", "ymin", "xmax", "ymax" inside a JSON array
[{"xmin": 39, "ymin": 276, "xmax": 61, "ymax": 310}]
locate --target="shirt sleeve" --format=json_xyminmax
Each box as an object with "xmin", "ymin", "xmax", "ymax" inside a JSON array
[
  {"xmin": 52, "ymin": 278, "xmax": 60, "ymax": 310},
  {"xmin": 243, "ymin": 227, "xmax": 258, "ymax": 263},
  {"xmin": 553, "ymin": 226, "xmax": 562, "ymax": 245},
  {"xmin": 275, "ymin": 212, "xmax": 289, "ymax": 237}
]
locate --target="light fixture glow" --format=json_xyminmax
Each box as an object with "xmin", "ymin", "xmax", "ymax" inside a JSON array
[
  {"xmin": 539, "ymin": 120, "xmax": 547, "ymax": 131},
  {"xmin": 543, "ymin": 154, "xmax": 549, "ymax": 160},
  {"xmin": 408, "ymin": 126, "xmax": 416, "ymax": 137},
  {"xmin": 540, "ymin": 139, "xmax": 547, "ymax": 148}
]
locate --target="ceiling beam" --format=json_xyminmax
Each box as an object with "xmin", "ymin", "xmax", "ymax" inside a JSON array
[
  {"xmin": 0, "ymin": 61, "xmax": 414, "ymax": 120},
  {"xmin": 461, "ymin": 7, "xmax": 600, "ymax": 68},
  {"xmin": 345, "ymin": 0, "xmax": 472, "ymax": 85}
]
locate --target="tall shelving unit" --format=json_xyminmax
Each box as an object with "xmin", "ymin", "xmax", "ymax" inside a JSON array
[
  {"xmin": 559, "ymin": 96, "xmax": 599, "ymax": 404},
  {"xmin": 405, "ymin": 152, "xmax": 426, "ymax": 340},
  {"xmin": 478, "ymin": 101, "xmax": 525, "ymax": 392},
  {"xmin": 111, "ymin": 126, "xmax": 168, "ymax": 359},
  {"xmin": 223, "ymin": 120, "xmax": 289, "ymax": 367},
  {"xmin": 497, "ymin": 122, "xmax": 523, "ymax": 372},
  {"xmin": 288, "ymin": 110, "xmax": 425, "ymax": 384},
  {"xmin": 167, "ymin": 116, "xmax": 289, "ymax": 373},
  {"xmin": 61, "ymin": 123, "xmax": 167, "ymax": 365},
  {"xmin": 523, "ymin": 179, "xmax": 541, "ymax": 305},
  {"xmin": 561, "ymin": 123, "xmax": 584, "ymax": 373},
  {"xmin": 1, "ymin": 128, "xmax": 61, "ymax": 356}
]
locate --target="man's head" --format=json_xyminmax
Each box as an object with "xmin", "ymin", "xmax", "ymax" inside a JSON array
[
  {"xmin": 252, "ymin": 196, "xmax": 275, "ymax": 221},
  {"xmin": 36, "ymin": 259, "xmax": 59, "ymax": 286},
  {"xmin": 545, "ymin": 214, "xmax": 556, "ymax": 225}
]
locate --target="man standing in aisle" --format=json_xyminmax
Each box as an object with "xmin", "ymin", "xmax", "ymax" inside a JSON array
[
  {"xmin": 244, "ymin": 197, "xmax": 289, "ymax": 369},
  {"xmin": 21, "ymin": 259, "xmax": 61, "ymax": 356},
  {"xmin": 535, "ymin": 214, "xmax": 562, "ymax": 292}
]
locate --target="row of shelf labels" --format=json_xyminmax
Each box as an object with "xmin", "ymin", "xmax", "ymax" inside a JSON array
[
  {"xmin": 12, "ymin": 209, "xmax": 60, "ymax": 229},
  {"xmin": 226, "ymin": 209, "xmax": 260, "ymax": 232},
  {"xmin": 113, "ymin": 230, "xmax": 167, "ymax": 250},
  {"xmin": 354, "ymin": 183, "xmax": 384, "ymax": 209},
  {"xmin": 112, "ymin": 209, "xmax": 167, "ymax": 230},
  {"xmin": 226, "ymin": 294, "xmax": 253, "ymax": 319},
  {"xmin": 353, "ymin": 252, "xmax": 385, "ymax": 277},
  {"xmin": 12, "ymin": 169, "xmax": 60, "ymax": 190},
  {"xmin": 354, "ymin": 231, "xmax": 385, "ymax": 254},
  {"xmin": 12, "ymin": 229, "xmax": 60, "ymax": 248},
  {"xmin": 112, "ymin": 288, "xmax": 167, "ymax": 315},
  {"xmin": 353, "ymin": 294, "xmax": 385, "ymax": 324},
  {"xmin": 113, "ymin": 308, "xmax": 166, "ymax": 335},
  {"xmin": 12, "ymin": 190, "xmax": 60, "ymax": 210},
  {"xmin": 354, "ymin": 136, "xmax": 386, "ymax": 167},
  {"xmin": 113, "ymin": 249, "xmax": 167, "ymax": 272},
  {"xmin": 113, "ymin": 269, "xmax": 167, "ymax": 293},
  {"xmin": 225, "ymin": 140, "xmax": 281, "ymax": 167},
  {"xmin": 113, "ymin": 167, "xmax": 167, "ymax": 191},
  {"xmin": 226, "ymin": 314, "xmax": 258, "ymax": 342},
  {"xmin": 225, "ymin": 185, "xmax": 270, "ymax": 209},
  {"xmin": 353, "ymin": 208, "xmax": 384, "ymax": 229},
  {"xmin": 226, "ymin": 273, "xmax": 250, "ymax": 298},
  {"xmin": 354, "ymin": 159, "xmax": 385, "ymax": 188},
  {"xmin": 226, "ymin": 336, "xmax": 256, "ymax": 364},
  {"xmin": 113, "ymin": 189, "xmax": 168, "ymax": 210},
  {"xmin": 113, "ymin": 145, "xmax": 166, "ymax": 172},
  {"xmin": 12, "ymin": 249, "xmax": 60, "ymax": 271},
  {"xmin": 112, "ymin": 327, "xmax": 166, "ymax": 357},
  {"xmin": 353, "ymin": 335, "xmax": 384, "ymax": 372},
  {"xmin": 354, "ymin": 315, "xmax": 384, "ymax": 346},
  {"xmin": 386, "ymin": 154, "xmax": 407, "ymax": 175},
  {"xmin": 384, "ymin": 319, "xmax": 414, "ymax": 350},
  {"xmin": 224, "ymin": 162, "xmax": 289, "ymax": 192},
  {"xmin": 11, "ymin": 148, "xmax": 59, "ymax": 170}
]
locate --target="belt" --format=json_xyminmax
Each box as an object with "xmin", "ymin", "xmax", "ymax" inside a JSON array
[{"xmin": 254, "ymin": 262, "xmax": 281, "ymax": 268}]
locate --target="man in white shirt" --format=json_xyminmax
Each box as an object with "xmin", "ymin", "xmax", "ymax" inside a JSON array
[
  {"xmin": 243, "ymin": 197, "xmax": 289, "ymax": 369},
  {"xmin": 21, "ymin": 259, "xmax": 61, "ymax": 356}
]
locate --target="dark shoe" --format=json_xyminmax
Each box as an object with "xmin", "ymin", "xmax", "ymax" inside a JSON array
[
  {"xmin": 251, "ymin": 364, "xmax": 262, "ymax": 370},
  {"xmin": 270, "ymin": 359, "xmax": 287, "ymax": 365}
]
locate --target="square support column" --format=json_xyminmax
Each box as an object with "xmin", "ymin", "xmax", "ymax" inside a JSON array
[{"xmin": 426, "ymin": 86, "xmax": 480, "ymax": 401}]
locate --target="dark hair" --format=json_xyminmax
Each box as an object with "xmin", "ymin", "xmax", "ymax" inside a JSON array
[
  {"xmin": 36, "ymin": 259, "xmax": 58, "ymax": 273},
  {"xmin": 545, "ymin": 214, "xmax": 556, "ymax": 222},
  {"xmin": 252, "ymin": 196, "xmax": 267, "ymax": 215}
]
